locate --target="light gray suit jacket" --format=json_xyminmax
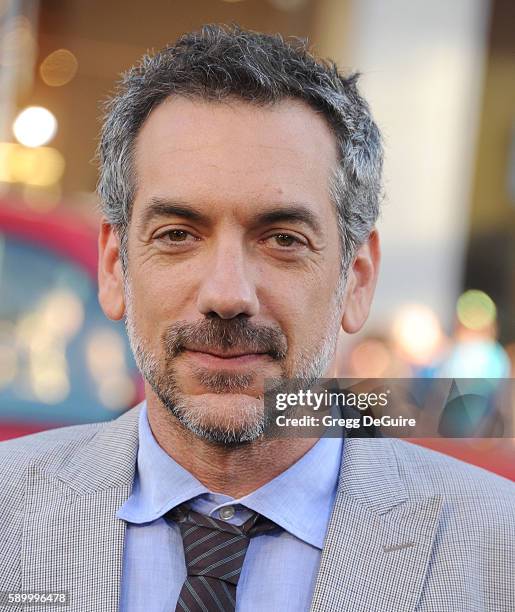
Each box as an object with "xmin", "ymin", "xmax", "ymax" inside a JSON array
[{"xmin": 0, "ymin": 404, "xmax": 513, "ymax": 612}]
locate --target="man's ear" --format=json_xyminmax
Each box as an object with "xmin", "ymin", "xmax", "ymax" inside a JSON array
[
  {"xmin": 341, "ymin": 229, "xmax": 381, "ymax": 334},
  {"xmin": 98, "ymin": 220, "xmax": 125, "ymax": 321}
]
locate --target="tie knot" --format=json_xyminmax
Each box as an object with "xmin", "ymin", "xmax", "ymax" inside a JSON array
[
  {"xmin": 171, "ymin": 503, "xmax": 275, "ymax": 535},
  {"xmin": 167, "ymin": 504, "xmax": 277, "ymax": 586}
]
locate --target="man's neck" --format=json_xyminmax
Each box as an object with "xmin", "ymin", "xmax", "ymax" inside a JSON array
[{"xmin": 146, "ymin": 397, "xmax": 318, "ymax": 499}]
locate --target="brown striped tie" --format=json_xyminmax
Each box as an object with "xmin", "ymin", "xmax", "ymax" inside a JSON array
[{"xmin": 167, "ymin": 503, "xmax": 278, "ymax": 612}]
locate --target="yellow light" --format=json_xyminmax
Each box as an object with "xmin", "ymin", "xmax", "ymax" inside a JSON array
[
  {"xmin": 0, "ymin": 142, "xmax": 18, "ymax": 182},
  {"xmin": 0, "ymin": 345, "xmax": 18, "ymax": 388},
  {"xmin": 0, "ymin": 142, "xmax": 64, "ymax": 186},
  {"xmin": 30, "ymin": 365, "xmax": 70, "ymax": 404},
  {"xmin": 392, "ymin": 303, "xmax": 443, "ymax": 364},
  {"xmin": 98, "ymin": 374, "xmax": 136, "ymax": 410},
  {"xmin": 86, "ymin": 329, "xmax": 126, "ymax": 379},
  {"xmin": 456, "ymin": 290, "xmax": 496, "ymax": 331},
  {"xmin": 29, "ymin": 346, "xmax": 70, "ymax": 404},
  {"xmin": 14, "ymin": 145, "xmax": 64, "ymax": 186},
  {"xmin": 40, "ymin": 49, "xmax": 78, "ymax": 87},
  {"xmin": 13, "ymin": 106, "xmax": 57, "ymax": 147},
  {"xmin": 40, "ymin": 289, "xmax": 84, "ymax": 339},
  {"xmin": 0, "ymin": 320, "xmax": 18, "ymax": 389},
  {"xmin": 15, "ymin": 313, "xmax": 37, "ymax": 346}
]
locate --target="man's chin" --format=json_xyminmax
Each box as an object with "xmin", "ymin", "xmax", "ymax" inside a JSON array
[{"xmin": 165, "ymin": 392, "xmax": 267, "ymax": 446}]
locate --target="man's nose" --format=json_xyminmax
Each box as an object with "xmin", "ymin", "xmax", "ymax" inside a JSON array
[{"xmin": 196, "ymin": 241, "xmax": 260, "ymax": 319}]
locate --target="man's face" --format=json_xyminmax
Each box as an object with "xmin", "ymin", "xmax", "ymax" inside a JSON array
[{"xmin": 108, "ymin": 97, "xmax": 350, "ymax": 444}]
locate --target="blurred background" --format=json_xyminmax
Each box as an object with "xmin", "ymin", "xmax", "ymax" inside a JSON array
[{"xmin": 0, "ymin": 0, "xmax": 513, "ymax": 477}]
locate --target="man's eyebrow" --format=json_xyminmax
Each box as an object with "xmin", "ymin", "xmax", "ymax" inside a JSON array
[
  {"xmin": 139, "ymin": 198, "xmax": 210, "ymax": 231},
  {"xmin": 139, "ymin": 198, "xmax": 323, "ymax": 235},
  {"xmin": 251, "ymin": 205, "xmax": 323, "ymax": 235}
]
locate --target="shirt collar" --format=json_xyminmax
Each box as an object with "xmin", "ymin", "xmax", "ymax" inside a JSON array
[
  {"xmin": 236, "ymin": 432, "xmax": 343, "ymax": 549},
  {"xmin": 117, "ymin": 402, "xmax": 343, "ymax": 550},
  {"xmin": 116, "ymin": 403, "xmax": 209, "ymax": 523}
]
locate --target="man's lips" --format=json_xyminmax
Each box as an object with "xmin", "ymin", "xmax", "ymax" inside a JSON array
[{"xmin": 182, "ymin": 348, "xmax": 271, "ymax": 367}]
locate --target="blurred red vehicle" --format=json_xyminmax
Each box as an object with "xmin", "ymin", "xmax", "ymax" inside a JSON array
[{"xmin": 0, "ymin": 199, "xmax": 143, "ymax": 440}]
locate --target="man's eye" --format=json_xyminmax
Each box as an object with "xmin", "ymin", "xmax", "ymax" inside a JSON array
[
  {"xmin": 157, "ymin": 229, "xmax": 195, "ymax": 243},
  {"xmin": 268, "ymin": 233, "xmax": 304, "ymax": 248}
]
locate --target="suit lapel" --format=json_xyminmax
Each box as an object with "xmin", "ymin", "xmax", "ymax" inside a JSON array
[
  {"xmin": 21, "ymin": 406, "xmax": 141, "ymax": 612},
  {"xmin": 310, "ymin": 438, "xmax": 443, "ymax": 612},
  {"xmin": 20, "ymin": 407, "xmax": 442, "ymax": 612}
]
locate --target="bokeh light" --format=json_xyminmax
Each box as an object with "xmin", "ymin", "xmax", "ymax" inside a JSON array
[
  {"xmin": 457, "ymin": 289, "xmax": 497, "ymax": 331},
  {"xmin": 86, "ymin": 328, "xmax": 126, "ymax": 377},
  {"xmin": 40, "ymin": 289, "xmax": 84, "ymax": 339},
  {"xmin": 391, "ymin": 303, "xmax": 444, "ymax": 365},
  {"xmin": 0, "ymin": 322, "xmax": 18, "ymax": 390},
  {"xmin": 439, "ymin": 340, "xmax": 510, "ymax": 378},
  {"xmin": 98, "ymin": 374, "xmax": 136, "ymax": 411},
  {"xmin": 349, "ymin": 338, "xmax": 392, "ymax": 377},
  {"xmin": 86, "ymin": 328, "xmax": 136, "ymax": 409},
  {"xmin": 0, "ymin": 142, "xmax": 65, "ymax": 186},
  {"xmin": 39, "ymin": 49, "xmax": 78, "ymax": 87},
  {"xmin": 12, "ymin": 289, "xmax": 85, "ymax": 404},
  {"xmin": 13, "ymin": 106, "xmax": 57, "ymax": 148},
  {"xmin": 29, "ymin": 344, "xmax": 70, "ymax": 404},
  {"xmin": 0, "ymin": 16, "xmax": 35, "ymax": 68}
]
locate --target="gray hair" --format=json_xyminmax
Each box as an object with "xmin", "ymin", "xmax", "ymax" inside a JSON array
[{"xmin": 96, "ymin": 23, "xmax": 383, "ymax": 278}]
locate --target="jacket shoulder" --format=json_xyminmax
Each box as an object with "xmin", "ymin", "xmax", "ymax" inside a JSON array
[
  {"xmin": 384, "ymin": 440, "xmax": 515, "ymax": 607},
  {"xmin": 390, "ymin": 439, "xmax": 515, "ymax": 522},
  {"xmin": 0, "ymin": 420, "xmax": 107, "ymax": 485},
  {"xmin": 391, "ymin": 439, "xmax": 514, "ymax": 493}
]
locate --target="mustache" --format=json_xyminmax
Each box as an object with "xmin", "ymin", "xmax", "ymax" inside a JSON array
[{"xmin": 162, "ymin": 316, "xmax": 288, "ymax": 360}]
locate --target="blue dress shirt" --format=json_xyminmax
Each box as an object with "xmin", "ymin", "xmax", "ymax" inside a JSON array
[{"xmin": 116, "ymin": 403, "xmax": 343, "ymax": 611}]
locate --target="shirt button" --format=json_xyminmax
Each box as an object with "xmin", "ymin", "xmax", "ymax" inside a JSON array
[{"xmin": 219, "ymin": 506, "xmax": 235, "ymax": 520}]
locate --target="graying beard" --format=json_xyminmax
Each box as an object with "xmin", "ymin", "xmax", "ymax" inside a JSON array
[{"xmin": 122, "ymin": 275, "xmax": 342, "ymax": 445}]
